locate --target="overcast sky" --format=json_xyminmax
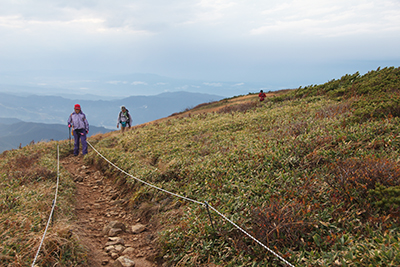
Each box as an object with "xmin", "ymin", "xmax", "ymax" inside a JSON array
[{"xmin": 1, "ymin": 0, "xmax": 400, "ymax": 93}]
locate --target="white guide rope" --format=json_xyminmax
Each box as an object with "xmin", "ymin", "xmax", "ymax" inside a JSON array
[
  {"xmin": 31, "ymin": 145, "xmax": 60, "ymax": 267},
  {"xmin": 87, "ymin": 140, "xmax": 294, "ymax": 267}
]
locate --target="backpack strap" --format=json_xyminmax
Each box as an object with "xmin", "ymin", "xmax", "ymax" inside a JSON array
[{"xmin": 126, "ymin": 110, "xmax": 130, "ymax": 123}]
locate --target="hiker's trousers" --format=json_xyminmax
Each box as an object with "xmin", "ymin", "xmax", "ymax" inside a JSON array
[{"xmin": 73, "ymin": 129, "xmax": 88, "ymax": 155}]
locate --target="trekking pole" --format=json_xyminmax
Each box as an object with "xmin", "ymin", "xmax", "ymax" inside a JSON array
[{"xmin": 68, "ymin": 126, "xmax": 71, "ymax": 152}]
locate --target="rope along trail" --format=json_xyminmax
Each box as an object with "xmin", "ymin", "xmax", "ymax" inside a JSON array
[
  {"xmin": 87, "ymin": 140, "xmax": 294, "ymax": 267},
  {"xmin": 31, "ymin": 145, "xmax": 60, "ymax": 267}
]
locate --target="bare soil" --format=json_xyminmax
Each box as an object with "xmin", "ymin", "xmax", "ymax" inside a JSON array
[{"xmin": 62, "ymin": 155, "xmax": 163, "ymax": 267}]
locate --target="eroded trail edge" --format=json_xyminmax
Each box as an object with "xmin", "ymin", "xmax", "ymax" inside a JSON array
[{"xmin": 61, "ymin": 155, "xmax": 161, "ymax": 267}]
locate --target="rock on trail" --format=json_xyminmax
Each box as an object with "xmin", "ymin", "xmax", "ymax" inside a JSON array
[{"xmin": 62, "ymin": 155, "xmax": 161, "ymax": 267}]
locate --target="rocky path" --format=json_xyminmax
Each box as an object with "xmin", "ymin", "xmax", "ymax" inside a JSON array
[{"xmin": 61, "ymin": 155, "xmax": 162, "ymax": 267}]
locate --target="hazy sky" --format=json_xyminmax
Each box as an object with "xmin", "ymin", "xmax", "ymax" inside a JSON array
[{"xmin": 1, "ymin": 0, "xmax": 400, "ymax": 91}]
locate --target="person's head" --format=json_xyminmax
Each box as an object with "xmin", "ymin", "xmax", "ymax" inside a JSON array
[
  {"xmin": 74, "ymin": 104, "xmax": 81, "ymax": 113},
  {"xmin": 121, "ymin": 105, "xmax": 126, "ymax": 111},
  {"xmin": 260, "ymin": 90, "xmax": 263, "ymax": 93}
]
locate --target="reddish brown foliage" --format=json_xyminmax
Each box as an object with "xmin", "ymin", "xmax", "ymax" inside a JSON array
[
  {"xmin": 13, "ymin": 153, "xmax": 40, "ymax": 168},
  {"xmin": 327, "ymin": 156, "xmax": 400, "ymax": 205},
  {"xmin": 217, "ymin": 102, "xmax": 258, "ymax": 114},
  {"xmin": 251, "ymin": 198, "xmax": 315, "ymax": 250},
  {"xmin": 4, "ymin": 153, "xmax": 56, "ymax": 184}
]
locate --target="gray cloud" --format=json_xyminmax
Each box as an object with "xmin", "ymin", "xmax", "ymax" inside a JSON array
[{"xmin": 0, "ymin": 0, "xmax": 399, "ymax": 93}]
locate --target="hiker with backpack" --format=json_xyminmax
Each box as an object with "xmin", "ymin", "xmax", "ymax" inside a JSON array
[
  {"xmin": 117, "ymin": 105, "xmax": 132, "ymax": 133},
  {"xmin": 68, "ymin": 104, "xmax": 89, "ymax": 156}
]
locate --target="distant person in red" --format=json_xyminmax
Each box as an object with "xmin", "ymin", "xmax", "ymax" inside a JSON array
[
  {"xmin": 68, "ymin": 104, "xmax": 89, "ymax": 156},
  {"xmin": 258, "ymin": 90, "xmax": 266, "ymax": 102}
]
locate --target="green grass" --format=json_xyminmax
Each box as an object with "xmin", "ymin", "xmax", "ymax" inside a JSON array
[
  {"xmin": 0, "ymin": 142, "xmax": 88, "ymax": 266},
  {"xmin": 2, "ymin": 66, "xmax": 400, "ymax": 266},
  {"xmin": 86, "ymin": 66, "xmax": 400, "ymax": 266}
]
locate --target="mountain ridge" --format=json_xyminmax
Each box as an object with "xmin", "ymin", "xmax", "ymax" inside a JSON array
[
  {"xmin": 1, "ymin": 67, "xmax": 400, "ymax": 266},
  {"xmin": 0, "ymin": 91, "xmax": 227, "ymax": 152},
  {"xmin": 0, "ymin": 91, "xmax": 225, "ymax": 128},
  {"xmin": 0, "ymin": 70, "xmax": 270, "ymax": 97}
]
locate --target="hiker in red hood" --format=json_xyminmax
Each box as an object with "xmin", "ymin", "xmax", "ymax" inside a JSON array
[
  {"xmin": 258, "ymin": 90, "xmax": 266, "ymax": 102},
  {"xmin": 68, "ymin": 104, "xmax": 89, "ymax": 156}
]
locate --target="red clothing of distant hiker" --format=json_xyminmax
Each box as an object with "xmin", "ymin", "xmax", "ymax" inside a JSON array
[{"xmin": 258, "ymin": 90, "xmax": 266, "ymax": 102}]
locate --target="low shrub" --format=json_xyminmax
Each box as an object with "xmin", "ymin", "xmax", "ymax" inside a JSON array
[{"xmin": 326, "ymin": 156, "xmax": 400, "ymax": 212}]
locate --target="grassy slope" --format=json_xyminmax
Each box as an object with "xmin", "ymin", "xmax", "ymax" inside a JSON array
[
  {"xmin": 0, "ymin": 143, "xmax": 87, "ymax": 266},
  {"xmin": 88, "ymin": 66, "xmax": 400, "ymax": 266},
  {"xmin": 1, "ymin": 66, "xmax": 400, "ymax": 266}
]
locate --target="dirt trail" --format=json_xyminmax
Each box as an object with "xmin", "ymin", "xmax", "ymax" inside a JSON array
[
  {"xmin": 61, "ymin": 155, "xmax": 162, "ymax": 267},
  {"xmin": 57, "ymin": 92, "xmax": 292, "ymax": 266}
]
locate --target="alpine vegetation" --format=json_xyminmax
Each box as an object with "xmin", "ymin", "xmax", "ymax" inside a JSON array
[{"xmin": 1, "ymin": 66, "xmax": 400, "ymax": 266}]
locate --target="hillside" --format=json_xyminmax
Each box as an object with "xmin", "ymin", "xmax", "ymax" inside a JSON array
[{"xmin": 1, "ymin": 66, "xmax": 400, "ymax": 266}]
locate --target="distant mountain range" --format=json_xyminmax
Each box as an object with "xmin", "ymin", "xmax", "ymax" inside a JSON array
[
  {"xmin": 0, "ymin": 71, "xmax": 269, "ymax": 98},
  {"xmin": 0, "ymin": 91, "xmax": 225, "ymax": 152},
  {"xmin": 0, "ymin": 118, "xmax": 111, "ymax": 153},
  {"xmin": 0, "ymin": 91, "xmax": 224, "ymax": 129}
]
